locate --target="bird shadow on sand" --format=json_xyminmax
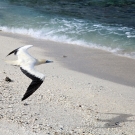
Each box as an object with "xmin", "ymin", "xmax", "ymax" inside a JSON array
[{"xmin": 96, "ymin": 113, "xmax": 135, "ymax": 128}]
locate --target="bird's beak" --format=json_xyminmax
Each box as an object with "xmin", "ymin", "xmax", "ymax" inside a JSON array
[{"xmin": 46, "ymin": 60, "xmax": 53, "ymax": 63}]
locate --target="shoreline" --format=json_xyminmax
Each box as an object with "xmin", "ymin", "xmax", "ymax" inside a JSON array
[
  {"xmin": 1, "ymin": 31, "xmax": 135, "ymax": 87},
  {"xmin": 0, "ymin": 31, "xmax": 135, "ymax": 134}
]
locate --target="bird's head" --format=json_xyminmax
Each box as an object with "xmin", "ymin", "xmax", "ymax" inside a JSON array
[
  {"xmin": 45, "ymin": 60, "xmax": 53, "ymax": 63},
  {"xmin": 37, "ymin": 59, "xmax": 53, "ymax": 65}
]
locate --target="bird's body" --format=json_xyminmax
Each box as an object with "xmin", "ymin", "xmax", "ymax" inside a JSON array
[{"xmin": 6, "ymin": 45, "xmax": 53, "ymax": 101}]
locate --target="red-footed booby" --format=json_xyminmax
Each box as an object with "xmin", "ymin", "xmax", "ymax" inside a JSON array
[{"xmin": 6, "ymin": 45, "xmax": 53, "ymax": 101}]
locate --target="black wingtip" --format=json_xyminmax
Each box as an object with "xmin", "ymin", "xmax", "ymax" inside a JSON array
[
  {"xmin": 6, "ymin": 53, "xmax": 12, "ymax": 57},
  {"xmin": 21, "ymin": 94, "xmax": 29, "ymax": 101},
  {"xmin": 21, "ymin": 97, "xmax": 25, "ymax": 101},
  {"xmin": 21, "ymin": 94, "xmax": 28, "ymax": 101},
  {"xmin": 6, "ymin": 47, "xmax": 20, "ymax": 57}
]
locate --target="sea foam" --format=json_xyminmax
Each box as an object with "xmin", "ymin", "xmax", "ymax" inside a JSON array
[{"xmin": 0, "ymin": 26, "xmax": 123, "ymax": 55}]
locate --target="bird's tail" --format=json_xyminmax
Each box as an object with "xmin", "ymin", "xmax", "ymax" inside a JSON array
[{"xmin": 5, "ymin": 60, "xmax": 19, "ymax": 66}]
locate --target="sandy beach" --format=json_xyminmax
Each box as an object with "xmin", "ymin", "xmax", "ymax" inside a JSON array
[{"xmin": 0, "ymin": 31, "xmax": 135, "ymax": 135}]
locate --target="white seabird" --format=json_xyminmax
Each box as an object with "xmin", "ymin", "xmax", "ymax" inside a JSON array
[{"xmin": 6, "ymin": 45, "xmax": 53, "ymax": 101}]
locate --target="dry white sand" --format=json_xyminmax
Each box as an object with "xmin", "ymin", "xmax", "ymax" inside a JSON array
[{"xmin": 0, "ymin": 32, "xmax": 135, "ymax": 135}]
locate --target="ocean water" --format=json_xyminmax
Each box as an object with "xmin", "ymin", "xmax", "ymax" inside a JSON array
[{"xmin": 0, "ymin": 0, "xmax": 135, "ymax": 58}]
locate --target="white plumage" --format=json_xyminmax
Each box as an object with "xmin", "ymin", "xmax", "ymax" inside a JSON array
[{"xmin": 6, "ymin": 45, "xmax": 53, "ymax": 101}]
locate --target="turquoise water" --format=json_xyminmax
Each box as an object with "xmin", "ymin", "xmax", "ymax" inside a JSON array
[{"xmin": 0, "ymin": 0, "xmax": 135, "ymax": 58}]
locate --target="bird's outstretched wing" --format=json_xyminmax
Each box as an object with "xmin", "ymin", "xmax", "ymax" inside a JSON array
[
  {"xmin": 20, "ymin": 67, "xmax": 44, "ymax": 101},
  {"xmin": 6, "ymin": 45, "xmax": 33, "ymax": 58},
  {"xmin": 22, "ymin": 79, "xmax": 43, "ymax": 101}
]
